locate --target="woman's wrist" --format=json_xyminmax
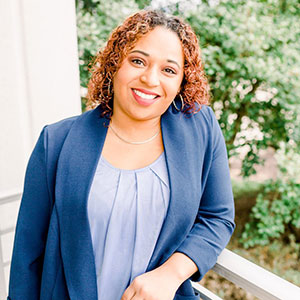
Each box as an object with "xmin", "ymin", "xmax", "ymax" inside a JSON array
[{"xmin": 156, "ymin": 252, "xmax": 198, "ymax": 286}]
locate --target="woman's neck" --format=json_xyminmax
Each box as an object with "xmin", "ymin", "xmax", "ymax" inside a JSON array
[{"xmin": 110, "ymin": 112, "xmax": 161, "ymax": 142}]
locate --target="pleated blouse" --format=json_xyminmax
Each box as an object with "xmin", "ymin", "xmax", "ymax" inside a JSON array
[{"xmin": 87, "ymin": 152, "xmax": 170, "ymax": 300}]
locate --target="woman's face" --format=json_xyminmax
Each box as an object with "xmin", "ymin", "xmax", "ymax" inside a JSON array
[{"xmin": 112, "ymin": 26, "xmax": 184, "ymax": 122}]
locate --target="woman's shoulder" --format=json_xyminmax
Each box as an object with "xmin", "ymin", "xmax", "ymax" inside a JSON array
[
  {"xmin": 193, "ymin": 104, "xmax": 215, "ymax": 124},
  {"xmin": 43, "ymin": 115, "xmax": 79, "ymax": 147},
  {"xmin": 186, "ymin": 104, "xmax": 219, "ymax": 135},
  {"xmin": 45, "ymin": 107, "xmax": 97, "ymax": 136},
  {"xmin": 41, "ymin": 108, "xmax": 99, "ymax": 150},
  {"xmin": 191, "ymin": 105, "xmax": 225, "ymax": 147},
  {"xmin": 46, "ymin": 115, "xmax": 78, "ymax": 133}
]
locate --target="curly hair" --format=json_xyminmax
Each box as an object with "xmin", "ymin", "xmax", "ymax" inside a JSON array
[{"xmin": 86, "ymin": 10, "xmax": 210, "ymax": 117}]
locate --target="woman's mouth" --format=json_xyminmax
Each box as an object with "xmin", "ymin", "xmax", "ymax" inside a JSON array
[{"xmin": 131, "ymin": 89, "xmax": 160, "ymax": 106}]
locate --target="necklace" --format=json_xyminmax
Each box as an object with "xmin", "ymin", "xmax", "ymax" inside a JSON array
[{"xmin": 109, "ymin": 122, "xmax": 160, "ymax": 145}]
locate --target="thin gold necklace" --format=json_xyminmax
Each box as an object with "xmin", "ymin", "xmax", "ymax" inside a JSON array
[{"xmin": 109, "ymin": 122, "xmax": 160, "ymax": 145}]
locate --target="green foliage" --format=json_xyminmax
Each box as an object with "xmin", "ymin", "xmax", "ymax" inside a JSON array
[
  {"xmin": 76, "ymin": 0, "xmax": 300, "ymax": 176},
  {"xmin": 134, "ymin": 0, "xmax": 152, "ymax": 9},
  {"xmin": 232, "ymin": 179, "xmax": 262, "ymax": 200},
  {"xmin": 76, "ymin": 0, "xmax": 139, "ymax": 89},
  {"xmin": 240, "ymin": 180, "xmax": 300, "ymax": 248},
  {"xmin": 181, "ymin": 0, "xmax": 300, "ymax": 177},
  {"xmin": 240, "ymin": 144, "xmax": 300, "ymax": 248}
]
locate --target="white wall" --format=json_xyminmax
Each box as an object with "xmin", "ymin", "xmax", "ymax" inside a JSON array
[{"xmin": 0, "ymin": 0, "xmax": 81, "ymax": 295}]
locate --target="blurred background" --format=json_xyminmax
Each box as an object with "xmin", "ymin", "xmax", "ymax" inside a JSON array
[{"xmin": 1, "ymin": 0, "xmax": 299, "ymax": 299}]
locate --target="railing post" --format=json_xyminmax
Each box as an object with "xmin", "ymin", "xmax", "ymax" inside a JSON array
[{"xmin": 0, "ymin": 236, "xmax": 7, "ymax": 299}]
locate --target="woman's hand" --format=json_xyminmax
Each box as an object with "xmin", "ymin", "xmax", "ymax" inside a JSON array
[
  {"xmin": 120, "ymin": 267, "xmax": 181, "ymax": 300},
  {"xmin": 121, "ymin": 252, "xmax": 198, "ymax": 300}
]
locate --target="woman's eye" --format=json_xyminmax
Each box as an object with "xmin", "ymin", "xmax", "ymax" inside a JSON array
[
  {"xmin": 131, "ymin": 58, "xmax": 144, "ymax": 66},
  {"xmin": 164, "ymin": 68, "xmax": 176, "ymax": 75}
]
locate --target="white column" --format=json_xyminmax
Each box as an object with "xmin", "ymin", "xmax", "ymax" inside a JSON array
[{"xmin": 0, "ymin": 0, "xmax": 81, "ymax": 294}]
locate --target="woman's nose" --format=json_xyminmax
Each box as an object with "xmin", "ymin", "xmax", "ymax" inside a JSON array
[{"xmin": 140, "ymin": 67, "xmax": 160, "ymax": 87}]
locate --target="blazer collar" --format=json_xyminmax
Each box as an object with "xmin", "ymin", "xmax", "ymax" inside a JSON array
[{"xmin": 55, "ymin": 105, "xmax": 203, "ymax": 299}]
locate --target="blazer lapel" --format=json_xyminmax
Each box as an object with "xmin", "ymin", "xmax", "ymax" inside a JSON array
[
  {"xmin": 55, "ymin": 106, "xmax": 108, "ymax": 300},
  {"xmin": 147, "ymin": 107, "xmax": 205, "ymax": 271}
]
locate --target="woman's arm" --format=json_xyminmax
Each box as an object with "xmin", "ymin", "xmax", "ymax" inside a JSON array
[
  {"xmin": 8, "ymin": 127, "xmax": 53, "ymax": 300},
  {"xmin": 157, "ymin": 252, "xmax": 198, "ymax": 283},
  {"xmin": 174, "ymin": 106, "xmax": 235, "ymax": 281}
]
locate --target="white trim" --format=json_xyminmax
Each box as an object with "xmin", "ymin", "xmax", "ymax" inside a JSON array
[
  {"xmin": 12, "ymin": 0, "xmax": 35, "ymax": 154},
  {"xmin": 212, "ymin": 249, "xmax": 300, "ymax": 300},
  {"xmin": 0, "ymin": 190, "xmax": 22, "ymax": 205},
  {"xmin": 0, "ymin": 241, "xmax": 7, "ymax": 300},
  {"xmin": 191, "ymin": 282, "xmax": 223, "ymax": 300}
]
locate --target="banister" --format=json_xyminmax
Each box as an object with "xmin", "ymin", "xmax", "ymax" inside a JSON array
[
  {"xmin": 200, "ymin": 248, "xmax": 300, "ymax": 300},
  {"xmin": 0, "ymin": 190, "xmax": 22, "ymax": 205},
  {"xmin": 191, "ymin": 282, "xmax": 222, "ymax": 300}
]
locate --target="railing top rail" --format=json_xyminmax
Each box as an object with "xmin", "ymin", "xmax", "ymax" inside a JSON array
[
  {"xmin": 191, "ymin": 282, "xmax": 222, "ymax": 300},
  {"xmin": 212, "ymin": 248, "xmax": 300, "ymax": 300},
  {"xmin": 0, "ymin": 190, "xmax": 22, "ymax": 205}
]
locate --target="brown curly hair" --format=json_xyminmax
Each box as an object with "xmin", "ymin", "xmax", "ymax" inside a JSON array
[{"xmin": 86, "ymin": 10, "xmax": 210, "ymax": 117}]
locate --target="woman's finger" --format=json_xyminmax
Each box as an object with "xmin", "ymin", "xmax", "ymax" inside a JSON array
[
  {"xmin": 121, "ymin": 286, "xmax": 136, "ymax": 300},
  {"xmin": 131, "ymin": 295, "xmax": 144, "ymax": 300}
]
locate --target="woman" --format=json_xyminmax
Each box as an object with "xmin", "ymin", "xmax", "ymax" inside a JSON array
[{"xmin": 8, "ymin": 10, "xmax": 235, "ymax": 300}]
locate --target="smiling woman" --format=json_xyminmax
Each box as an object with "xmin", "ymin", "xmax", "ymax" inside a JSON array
[
  {"xmin": 8, "ymin": 10, "xmax": 235, "ymax": 300},
  {"xmin": 101, "ymin": 26, "xmax": 185, "ymax": 170}
]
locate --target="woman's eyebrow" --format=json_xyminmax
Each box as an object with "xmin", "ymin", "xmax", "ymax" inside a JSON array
[
  {"xmin": 129, "ymin": 50, "xmax": 181, "ymax": 69},
  {"xmin": 166, "ymin": 59, "xmax": 181, "ymax": 69},
  {"xmin": 130, "ymin": 50, "xmax": 149, "ymax": 56}
]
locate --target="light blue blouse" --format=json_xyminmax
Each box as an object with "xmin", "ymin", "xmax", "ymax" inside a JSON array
[{"xmin": 87, "ymin": 152, "xmax": 170, "ymax": 300}]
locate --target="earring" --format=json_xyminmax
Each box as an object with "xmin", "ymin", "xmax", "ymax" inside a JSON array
[
  {"xmin": 172, "ymin": 94, "xmax": 184, "ymax": 111},
  {"xmin": 107, "ymin": 78, "xmax": 113, "ymax": 96}
]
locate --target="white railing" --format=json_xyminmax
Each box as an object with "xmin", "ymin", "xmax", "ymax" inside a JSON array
[
  {"xmin": 1, "ymin": 192, "xmax": 300, "ymax": 300},
  {"xmin": 0, "ymin": 242, "xmax": 7, "ymax": 300},
  {"xmin": 0, "ymin": 191, "xmax": 21, "ymax": 299},
  {"xmin": 192, "ymin": 249, "xmax": 300, "ymax": 300}
]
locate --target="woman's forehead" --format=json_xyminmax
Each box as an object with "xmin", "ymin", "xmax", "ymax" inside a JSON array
[{"xmin": 129, "ymin": 27, "xmax": 184, "ymax": 66}]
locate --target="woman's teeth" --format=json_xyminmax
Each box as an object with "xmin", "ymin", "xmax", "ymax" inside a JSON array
[{"xmin": 133, "ymin": 89, "xmax": 157, "ymax": 100}]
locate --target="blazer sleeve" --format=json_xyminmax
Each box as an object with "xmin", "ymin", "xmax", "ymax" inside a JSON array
[
  {"xmin": 8, "ymin": 126, "xmax": 53, "ymax": 300},
  {"xmin": 175, "ymin": 107, "xmax": 235, "ymax": 282}
]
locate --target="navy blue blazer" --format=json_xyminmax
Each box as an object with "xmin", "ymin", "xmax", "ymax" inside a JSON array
[{"xmin": 8, "ymin": 105, "xmax": 235, "ymax": 300}]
